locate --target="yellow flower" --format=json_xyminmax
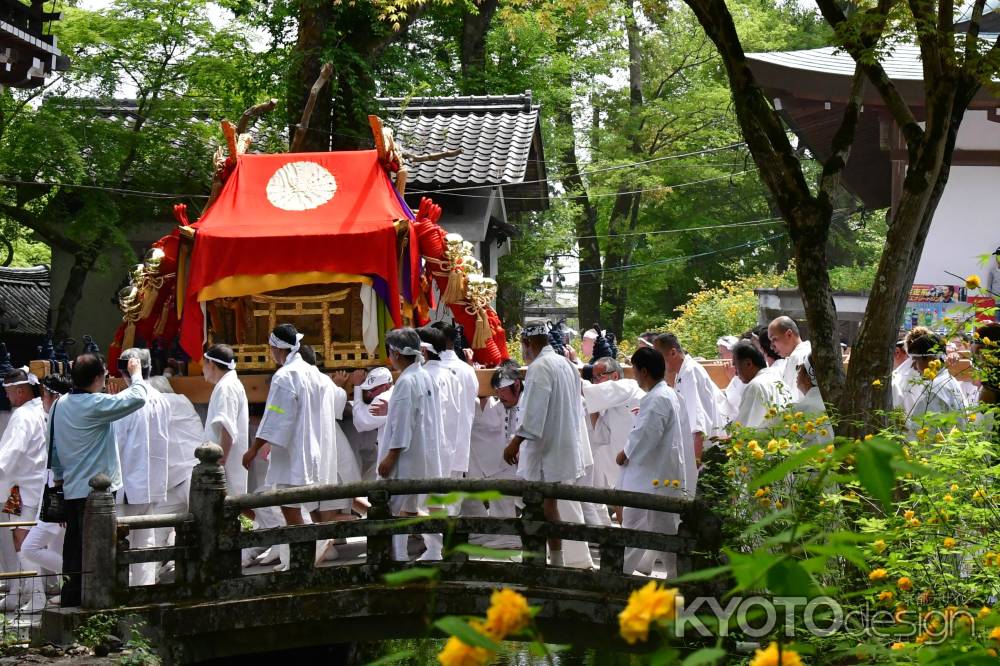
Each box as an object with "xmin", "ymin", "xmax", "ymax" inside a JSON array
[
  {"xmin": 774, "ymin": 500, "xmax": 783, "ymax": 509},
  {"xmin": 671, "ymin": 479, "xmax": 680, "ymax": 488},
  {"xmin": 740, "ymin": 466, "xmax": 749, "ymax": 474},
  {"xmin": 909, "ymin": 518, "xmax": 921, "ymax": 528},
  {"xmin": 989, "ymin": 648, "xmax": 998, "ymax": 657},
  {"xmin": 970, "ymin": 412, "xmax": 978, "ymax": 422},
  {"xmin": 794, "ymin": 411, "xmax": 803, "ymax": 419},
  {"xmin": 915, "ymin": 633, "xmax": 930, "ymax": 645},
  {"xmin": 979, "ymin": 606, "xmax": 992, "ymax": 619},
  {"xmin": 651, "ymin": 479, "xmax": 659, "ymax": 487},
  {"xmin": 943, "ymin": 494, "xmax": 954, "ymax": 502},
  {"xmin": 950, "ymin": 483, "xmax": 959, "ymax": 492},
  {"xmin": 986, "ymin": 552, "xmax": 997, "ymax": 566},
  {"xmin": 485, "ymin": 588, "xmax": 531, "ymax": 639},
  {"xmin": 897, "ymin": 576, "xmax": 913, "ymax": 591},
  {"xmin": 618, "ymin": 582, "xmax": 679, "ymax": 645},
  {"xmin": 872, "ymin": 378, "xmax": 882, "ymax": 387},
  {"xmin": 753, "ymin": 450, "xmax": 765, "ymax": 459},
  {"xmin": 873, "ymin": 539, "xmax": 887, "ymax": 554},
  {"xmin": 878, "ymin": 590, "xmax": 894, "ymax": 602},
  {"xmin": 916, "ymin": 428, "xmax": 929, "ymax": 440},
  {"xmin": 966, "ymin": 274, "xmax": 982, "ymax": 290},
  {"xmin": 437, "ymin": 622, "xmax": 493, "ymax": 666},
  {"xmin": 990, "ymin": 626, "xmax": 1000, "ymax": 642},
  {"xmin": 903, "ymin": 510, "xmax": 915, "ymax": 520},
  {"xmin": 767, "ymin": 439, "xmax": 779, "ymax": 452},
  {"xmin": 824, "ymin": 444, "xmax": 835, "ymax": 454},
  {"xmin": 749, "ymin": 642, "xmax": 803, "ymax": 666},
  {"xmin": 790, "ymin": 424, "xmax": 800, "ymax": 433},
  {"xmin": 890, "ymin": 642, "xmax": 906, "ymax": 650},
  {"xmin": 754, "ymin": 488, "xmax": 767, "ymax": 498},
  {"xmin": 869, "ymin": 568, "xmax": 889, "ymax": 582},
  {"xmin": 943, "ymin": 537, "xmax": 956, "ymax": 548},
  {"xmin": 864, "ymin": 433, "xmax": 874, "ymax": 441},
  {"xmin": 748, "ymin": 440, "xmax": 760, "ymax": 450},
  {"xmin": 922, "ymin": 368, "xmax": 938, "ymax": 381}
]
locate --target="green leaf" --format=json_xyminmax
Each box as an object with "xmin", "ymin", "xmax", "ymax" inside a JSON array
[
  {"xmin": 395, "ymin": 511, "xmax": 449, "ymax": 527},
  {"xmin": 650, "ymin": 648, "xmax": 680, "ymax": 666},
  {"xmin": 856, "ymin": 439, "xmax": 897, "ymax": 511},
  {"xmin": 382, "ymin": 567, "xmax": 439, "ymax": 585},
  {"xmin": 681, "ymin": 647, "xmax": 727, "ymax": 666},
  {"xmin": 740, "ymin": 506, "xmax": 793, "ymax": 540},
  {"xmin": 727, "ymin": 549, "xmax": 780, "ymax": 591},
  {"xmin": 749, "ymin": 444, "xmax": 824, "ymax": 489},
  {"xmin": 453, "ymin": 543, "xmax": 528, "ymax": 560},
  {"xmin": 364, "ymin": 650, "xmax": 415, "ymax": 666},
  {"xmin": 671, "ymin": 565, "xmax": 731, "ymax": 583},
  {"xmin": 433, "ymin": 617, "xmax": 501, "ymax": 651},
  {"xmin": 766, "ymin": 559, "xmax": 820, "ymax": 597}
]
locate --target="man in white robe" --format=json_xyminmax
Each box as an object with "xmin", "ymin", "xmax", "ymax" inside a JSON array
[
  {"xmin": 768, "ymin": 316, "xmax": 812, "ymax": 402},
  {"xmin": 242, "ymin": 325, "xmax": 327, "ymax": 533},
  {"xmin": 789, "ymin": 357, "xmax": 833, "ymax": 446},
  {"xmin": 201, "ymin": 345, "xmax": 249, "ymax": 496},
  {"xmin": 349, "ymin": 367, "xmax": 394, "ymax": 480},
  {"xmin": 891, "ymin": 335, "xmax": 918, "ymax": 413},
  {"xmin": 433, "ymin": 322, "xmax": 478, "ymax": 479},
  {"xmin": 906, "ymin": 331, "xmax": 968, "ymax": 429},
  {"xmin": 656, "ymin": 333, "xmax": 726, "ymax": 461},
  {"xmin": 503, "ymin": 326, "xmax": 592, "ymax": 568},
  {"xmin": 581, "ymin": 357, "xmax": 643, "ymax": 490},
  {"xmin": 732, "ymin": 341, "xmax": 792, "ymax": 429},
  {"xmin": 114, "ymin": 348, "xmax": 171, "ymax": 587},
  {"xmin": 418, "ymin": 327, "xmax": 463, "ymax": 480},
  {"xmin": 377, "ymin": 328, "xmax": 447, "ymax": 561},
  {"xmin": 616, "ymin": 347, "xmax": 693, "ymax": 578},
  {"xmin": 0, "ymin": 368, "xmax": 47, "ymax": 611}
]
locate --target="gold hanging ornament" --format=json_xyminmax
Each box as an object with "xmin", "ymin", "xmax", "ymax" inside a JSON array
[{"xmin": 465, "ymin": 275, "xmax": 498, "ymax": 349}]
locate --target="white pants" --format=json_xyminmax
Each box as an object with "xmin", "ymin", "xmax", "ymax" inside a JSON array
[
  {"xmin": 21, "ymin": 520, "xmax": 63, "ymax": 576},
  {"xmin": 0, "ymin": 512, "xmax": 19, "ymax": 585},
  {"xmin": 119, "ymin": 503, "xmax": 157, "ymax": 586},
  {"xmin": 622, "ymin": 508, "xmax": 678, "ymax": 577}
]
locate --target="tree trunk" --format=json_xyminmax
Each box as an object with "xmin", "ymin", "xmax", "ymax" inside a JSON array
[
  {"xmin": 289, "ymin": 0, "xmax": 333, "ymax": 151},
  {"xmin": 459, "ymin": 0, "xmax": 499, "ymax": 95},
  {"xmin": 54, "ymin": 250, "xmax": 98, "ymax": 343}
]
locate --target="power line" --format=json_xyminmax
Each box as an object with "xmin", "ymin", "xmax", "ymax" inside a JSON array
[
  {"xmin": 514, "ymin": 216, "xmax": 784, "ymax": 242},
  {"xmin": 0, "ymin": 178, "xmax": 210, "ymax": 200}
]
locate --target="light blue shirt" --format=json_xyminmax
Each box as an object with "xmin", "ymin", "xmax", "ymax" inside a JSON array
[{"xmin": 50, "ymin": 382, "xmax": 149, "ymax": 500}]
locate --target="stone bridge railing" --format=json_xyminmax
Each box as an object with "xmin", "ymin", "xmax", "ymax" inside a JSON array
[{"xmin": 80, "ymin": 444, "xmax": 723, "ymax": 611}]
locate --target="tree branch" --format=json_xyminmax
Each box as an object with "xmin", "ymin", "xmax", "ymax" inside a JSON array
[
  {"xmin": 0, "ymin": 201, "xmax": 79, "ymax": 254},
  {"xmin": 820, "ymin": 63, "xmax": 866, "ymax": 198},
  {"xmin": 236, "ymin": 98, "xmax": 278, "ymax": 135},
  {"xmin": 814, "ymin": 0, "xmax": 924, "ymax": 147}
]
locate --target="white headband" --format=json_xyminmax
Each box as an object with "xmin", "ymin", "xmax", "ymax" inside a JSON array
[
  {"xmin": 204, "ymin": 353, "xmax": 236, "ymax": 371},
  {"xmin": 2, "ymin": 367, "xmax": 39, "ymax": 388},
  {"xmin": 497, "ymin": 376, "xmax": 517, "ymax": 389},
  {"xmin": 420, "ymin": 341, "xmax": 435, "ymax": 352},
  {"xmin": 389, "ymin": 344, "xmax": 423, "ymax": 358}
]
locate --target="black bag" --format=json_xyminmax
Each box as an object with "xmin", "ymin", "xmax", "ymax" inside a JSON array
[{"xmin": 40, "ymin": 398, "xmax": 67, "ymax": 523}]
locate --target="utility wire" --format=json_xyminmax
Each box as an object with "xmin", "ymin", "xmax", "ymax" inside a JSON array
[{"xmin": 513, "ymin": 216, "xmax": 784, "ymax": 242}]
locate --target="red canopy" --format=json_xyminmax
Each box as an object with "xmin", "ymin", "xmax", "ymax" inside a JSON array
[{"xmin": 180, "ymin": 150, "xmax": 413, "ymax": 359}]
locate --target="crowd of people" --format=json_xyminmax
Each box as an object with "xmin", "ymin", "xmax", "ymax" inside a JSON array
[{"xmin": 0, "ymin": 311, "xmax": 993, "ymax": 613}]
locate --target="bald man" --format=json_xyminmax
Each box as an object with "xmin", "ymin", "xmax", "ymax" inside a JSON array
[{"xmin": 767, "ymin": 316, "xmax": 811, "ymax": 401}]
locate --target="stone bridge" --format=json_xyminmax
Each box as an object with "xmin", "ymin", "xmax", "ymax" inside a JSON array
[{"xmin": 40, "ymin": 445, "xmax": 724, "ymax": 664}]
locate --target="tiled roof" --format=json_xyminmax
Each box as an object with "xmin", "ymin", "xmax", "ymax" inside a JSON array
[
  {"xmin": 379, "ymin": 94, "xmax": 542, "ymax": 187},
  {"xmin": 0, "ymin": 265, "xmax": 50, "ymax": 335},
  {"xmin": 747, "ymin": 45, "xmax": 925, "ymax": 81}
]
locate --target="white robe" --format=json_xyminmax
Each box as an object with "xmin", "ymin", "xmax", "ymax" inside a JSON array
[
  {"xmin": 0, "ymin": 398, "xmax": 47, "ymax": 510},
  {"xmin": 161, "ymin": 392, "xmax": 203, "ymax": 498},
  {"xmin": 313, "ymin": 371, "xmax": 341, "ymax": 489},
  {"xmin": 892, "ymin": 359, "xmax": 917, "ymax": 413},
  {"xmin": 736, "ymin": 366, "xmax": 792, "ymax": 429},
  {"xmin": 331, "ymin": 383, "xmax": 362, "ymax": 485},
  {"xmin": 582, "ymin": 378, "xmax": 643, "ymax": 488},
  {"xmin": 724, "ymin": 375, "xmax": 745, "ymax": 419},
  {"xmin": 425, "ymin": 359, "xmax": 463, "ymax": 475},
  {"xmin": 791, "ymin": 387, "xmax": 833, "ymax": 446},
  {"xmin": 114, "ymin": 382, "xmax": 170, "ymax": 506},
  {"xmin": 440, "ymin": 350, "xmax": 478, "ymax": 474},
  {"xmin": 675, "ymin": 355, "xmax": 726, "ymax": 441},
  {"xmin": 618, "ymin": 381, "xmax": 692, "ymax": 575},
  {"xmin": 514, "ymin": 346, "xmax": 588, "ymax": 483},
  {"xmin": 378, "ymin": 363, "xmax": 446, "ymax": 481},
  {"xmin": 468, "ymin": 397, "xmax": 515, "ymax": 482},
  {"xmin": 257, "ymin": 355, "xmax": 326, "ymax": 487},
  {"xmin": 352, "ymin": 385, "xmax": 392, "ymax": 442},
  {"xmin": 205, "ymin": 370, "xmax": 249, "ymax": 495},
  {"xmin": 909, "ymin": 369, "xmax": 968, "ymax": 427},
  {"xmin": 782, "ymin": 340, "xmax": 812, "ymax": 401}
]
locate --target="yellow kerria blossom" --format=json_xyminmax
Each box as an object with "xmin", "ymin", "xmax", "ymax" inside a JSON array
[
  {"xmin": 922, "ymin": 368, "xmax": 938, "ymax": 381},
  {"xmin": 864, "ymin": 433, "xmax": 874, "ymax": 441},
  {"xmin": 437, "ymin": 621, "xmax": 494, "ymax": 666},
  {"xmin": 740, "ymin": 466, "xmax": 749, "ymax": 474},
  {"xmin": 753, "ymin": 450, "xmax": 765, "ymax": 459},
  {"xmin": 748, "ymin": 440, "xmax": 760, "ymax": 450},
  {"xmin": 671, "ymin": 479, "xmax": 680, "ymax": 488},
  {"xmin": 950, "ymin": 483, "xmax": 959, "ymax": 492},
  {"xmin": 484, "ymin": 588, "xmax": 531, "ymax": 638},
  {"xmin": 651, "ymin": 480, "xmax": 659, "ymax": 487},
  {"xmin": 943, "ymin": 537, "xmax": 957, "ymax": 548},
  {"xmin": 873, "ymin": 539, "xmax": 887, "ymax": 554},
  {"xmin": 869, "ymin": 568, "xmax": 888, "ymax": 582},
  {"xmin": 969, "ymin": 412, "xmax": 978, "ymax": 422},
  {"xmin": 990, "ymin": 626, "xmax": 1000, "ymax": 642},
  {"xmin": 748, "ymin": 642, "xmax": 803, "ymax": 666},
  {"xmin": 618, "ymin": 582, "xmax": 679, "ymax": 645},
  {"xmin": 878, "ymin": 590, "xmax": 894, "ymax": 602},
  {"xmin": 790, "ymin": 424, "xmax": 800, "ymax": 433},
  {"xmin": 903, "ymin": 510, "xmax": 915, "ymax": 520},
  {"xmin": 890, "ymin": 642, "xmax": 906, "ymax": 650},
  {"xmin": 897, "ymin": 576, "xmax": 912, "ymax": 591},
  {"xmin": 979, "ymin": 606, "xmax": 992, "ymax": 619},
  {"xmin": 943, "ymin": 494, "xmax": 954, "ymax": 502},
  {"xmin": 774, "ymin": 500, "xmax": 783, "ymax": 509},
  {"xmin": 824, "ymin": 444, "xmax": 835, "ymax": 454},
  {"xmin": 909, "ymin": 518, "xmax": 921, "ymax": 528},
  {"xmin": 988, "ymin": 648, "xmax": 998, "ymax": 657},
  {"xmin": 966, "ymin": 274, "xmax": 982, "ymax": 290},
  {"xmin": 972, "ymin": 489, "xmax": 986, "ymax": 502},
  {"xmin": 754, "ymin": 488, "xmax": 767, "ymax": 498},
  {"xmin": 767, "ymin": 439, "xmax": 779, "ymax": 452},
  {"xmin": 872, "ymin": 379, "xmax": 882, "ymax": 387}
]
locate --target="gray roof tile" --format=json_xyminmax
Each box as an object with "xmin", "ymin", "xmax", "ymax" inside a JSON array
[{"xmin": 0, "ymin": 264, "xmax": 50, "ymax": 336}]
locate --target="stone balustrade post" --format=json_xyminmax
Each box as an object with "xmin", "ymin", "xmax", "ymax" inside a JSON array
[
  {"xmin": 366, "ymin": 488, "xmax": 392, "ymax": 570},
  {"xmin": 185, "ymin": 444, "xmax": 238, "ymax": 590},
  {"xmin": 520, "ymin": 488, "xmax": 546, "ymax": 568},
  {"xmin": 82, "ymin": 474, "xmax": 118, "ymax": 609}
]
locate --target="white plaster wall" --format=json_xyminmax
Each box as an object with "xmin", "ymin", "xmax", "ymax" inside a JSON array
[
  {"xmin": 955, "ymin": 110, "xmax": 1000, "ymax": 151},
  {"xmin": 914, "ymin": 165, "xmax": 1000, "ymax": 285}
]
